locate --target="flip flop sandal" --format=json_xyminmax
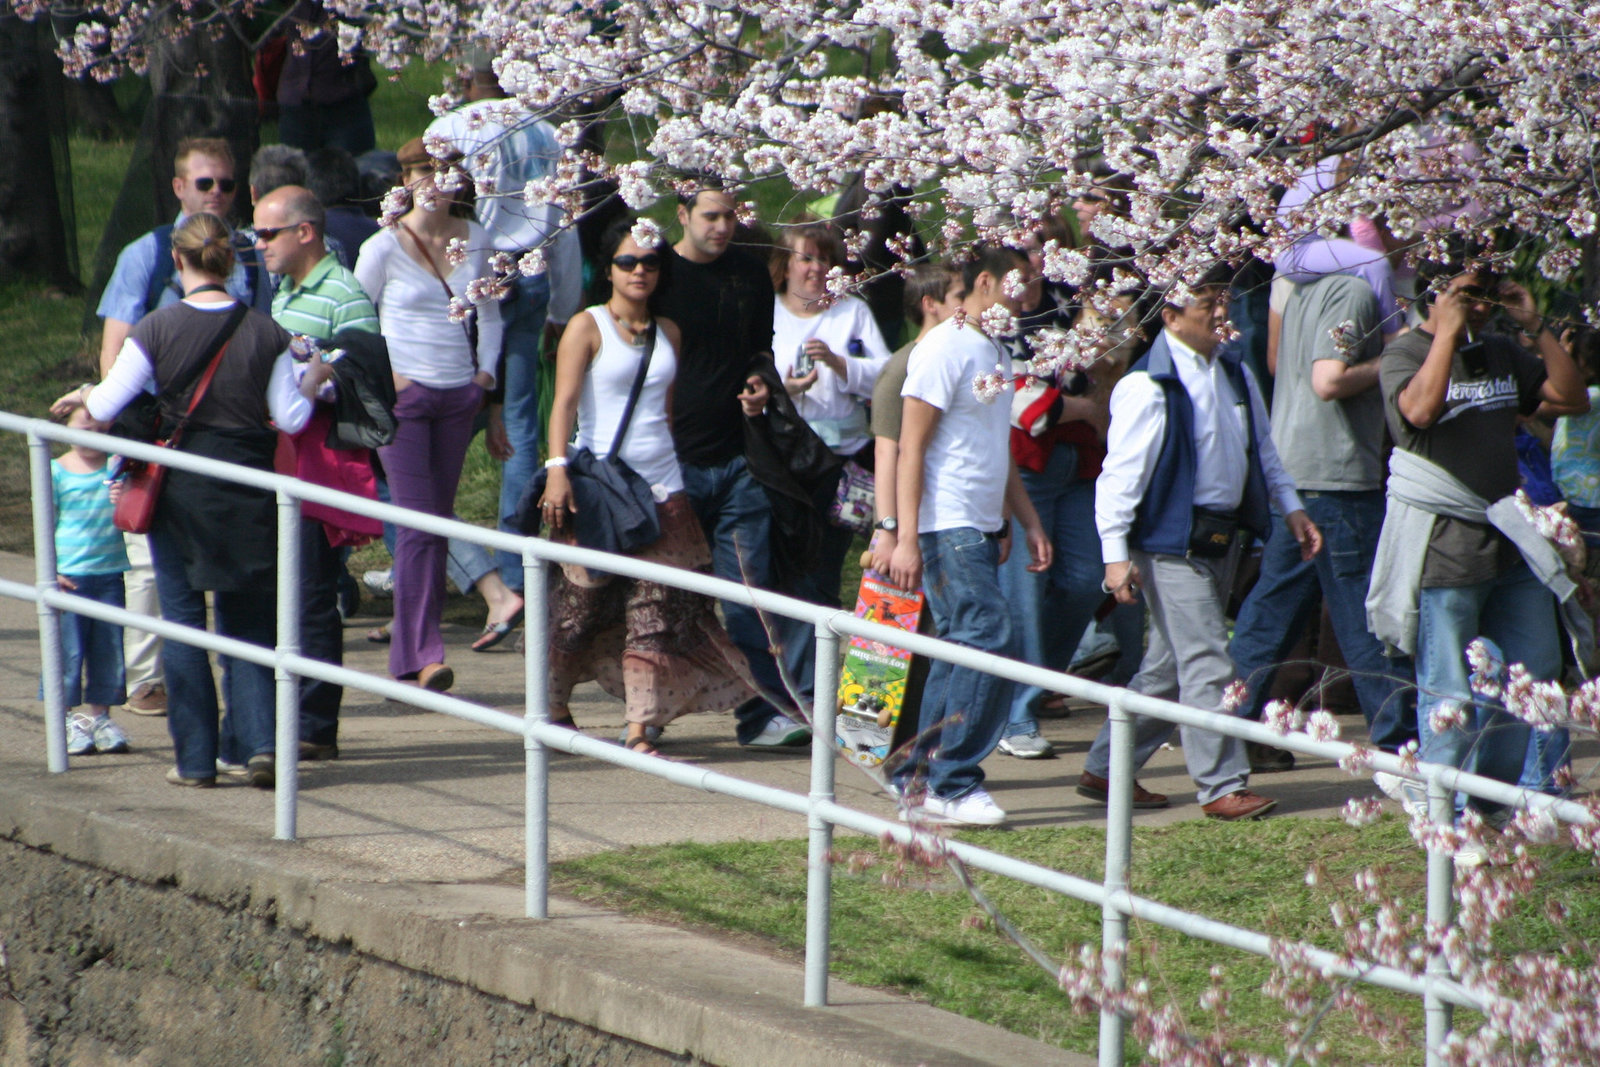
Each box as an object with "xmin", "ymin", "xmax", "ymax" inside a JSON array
[
  {"xmin": 366, "ymin": 623, "xmax": 391, "ymax": 644},
  {"xmin": 471, "ymin": 606, "xmax": 526, "ymax": 652}
]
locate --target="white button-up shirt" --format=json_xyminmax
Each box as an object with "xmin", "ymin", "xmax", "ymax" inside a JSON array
[{"xmin": 1096, "ymin": 330, "xmax": 1302, "ymax": 563}]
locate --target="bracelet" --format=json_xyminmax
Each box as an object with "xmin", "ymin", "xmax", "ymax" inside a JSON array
[{"xmin": 544, "ymin": 456, "xmax": 567, "ymax": 469}]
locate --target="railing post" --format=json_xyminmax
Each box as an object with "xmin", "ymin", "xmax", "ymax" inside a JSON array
[
  {"xmin": 1424, "ymin": 774, "xmax": 1454, "ymax": 1065},
  {"xmin": 524, "ymin": 547, "xmax": 550, "ymax": 920},
  {"xmin": 30, "ymin": 431, "xmax": 68, "ymax": 774},
  {"xmin": 804, "ymin": 621, "xmax": 841, "ymax": 1007},
  {"xmin": 274, "ymin": 488, "xmax": 302, "ymax": 841},
  {"xmin": 1099, "ymin": 693, "xmax": 1133, "ymax": 1067}
]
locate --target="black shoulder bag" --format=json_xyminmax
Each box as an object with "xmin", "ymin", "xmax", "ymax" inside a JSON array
[{"xmin": 514, "ymin": 320, "xmax": 662, "ymax": 554}]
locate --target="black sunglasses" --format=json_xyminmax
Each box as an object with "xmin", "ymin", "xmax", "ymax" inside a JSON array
[
  {"xmin": 254, "ymin": 222, "xmax": 306, "ymax": 243},
  {"xmin": 612, "ymin": 253, "xmax": 661, "ymax": 272},
  {"xmin": 193, "ymin": 177, "xmax": 237, "ymax": 193}
]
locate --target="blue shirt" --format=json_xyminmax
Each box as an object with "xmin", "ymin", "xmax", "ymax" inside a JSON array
[
  {"xmin": 96, "ymin": 215, "xmax": 265, "ymax": 325},
  {"xmin": 52, "ymin": 461, "xmax": 129, "ymax": 575}
]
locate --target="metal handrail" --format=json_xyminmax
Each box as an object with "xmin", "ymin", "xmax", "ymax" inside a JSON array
[{"xmin": 8, "ymin": 409, "xmax": 1588, "ymax": 1065}]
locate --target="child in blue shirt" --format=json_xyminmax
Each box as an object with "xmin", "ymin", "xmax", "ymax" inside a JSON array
[{"xmin": 48, "ymin": 403, "xmax": 132, "ymax": 755}]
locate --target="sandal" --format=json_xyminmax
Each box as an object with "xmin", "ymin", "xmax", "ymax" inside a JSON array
[
  {"xmin": 622, "ymin": 734, "xmax": 660, "ymax": 757},
  {"xmin": 471, "ymin": 606, "xmax": 525, "ymax": 652},
  {"xmin": 366, "ymin": 623, "xmax": 391, "ymax": 645}
]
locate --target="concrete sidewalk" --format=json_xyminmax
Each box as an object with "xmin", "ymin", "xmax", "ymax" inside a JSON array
[{"xmin": 3, "ymin": 548, "xmax": 1576, "ymax": 1064}]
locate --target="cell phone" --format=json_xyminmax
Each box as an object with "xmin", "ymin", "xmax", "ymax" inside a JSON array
[
  {"xmin": 794, "ymin": 343, "xmax": 813, "ymax": 376},
  {"xmin": 1459, "ymin": 334, "xmax": 1488, "ymax": 379}
]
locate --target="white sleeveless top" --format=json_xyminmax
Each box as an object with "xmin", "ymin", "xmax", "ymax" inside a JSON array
[{"xmin": 578, "ymin": 304, "xmax": 683, "ymax": 495}]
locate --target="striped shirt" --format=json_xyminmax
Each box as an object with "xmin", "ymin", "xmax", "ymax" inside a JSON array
[
  {"xmin": 271, "ymin": 253, "xmax": 379, "ymax": 341},
  {"xmin": 52, "ymin": 461, "xmax": 129, "ymax": 575}
]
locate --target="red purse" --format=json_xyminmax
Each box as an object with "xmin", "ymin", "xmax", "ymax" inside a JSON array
[{"xmin": 113, "ymin": 326, "xmax": 239, "ymax": 535}]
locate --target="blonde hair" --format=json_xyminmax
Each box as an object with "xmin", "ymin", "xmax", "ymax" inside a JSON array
[{"xmin": 171, "ymin": 212, "xmax": 235, "ymax": 279}]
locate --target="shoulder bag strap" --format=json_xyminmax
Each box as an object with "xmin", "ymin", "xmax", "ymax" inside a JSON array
[
  {"xmin": 167, "ymin": 303, "xmax": 249, "ymax": 448},
  {"xmin": 609, "ymin": 320, "xmax": 657, "ymax": 457},
  {"xmin": 398, "ymin": 220, "xmax": 479, "ymax": 371}
]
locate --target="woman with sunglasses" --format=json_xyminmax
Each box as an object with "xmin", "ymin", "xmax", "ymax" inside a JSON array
[
  {"xmin": 538, "ymin": 219, "xmax": 755, "ymax": 755},
  {"xmin": 354, "ymin": 137, "xmax": 505, "ymax": 692}
]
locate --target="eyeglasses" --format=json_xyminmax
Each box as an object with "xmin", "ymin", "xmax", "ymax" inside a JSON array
[
  {"xmin": 254, "ymin": 222, "xmax": 307, "ymax": 243},
  {"xmin": 612, "ymin": 254, "xmax": 661, "ymax": 272},
  {"xmin": 192, "ymin": 177, "xmax": 237, "ymax": 193}
]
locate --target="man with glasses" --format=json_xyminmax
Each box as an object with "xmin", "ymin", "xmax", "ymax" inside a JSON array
[
  {"xmin": 253, "ymin": 184, "xmax": 380, "ymax": 762},
  {"xmin": 94, "ymin": 137, "xmax": 272, "ymax": 721},
  {"xmin": 1084, "ymin": 270, "xmax": 1320, "ymax": 821}
]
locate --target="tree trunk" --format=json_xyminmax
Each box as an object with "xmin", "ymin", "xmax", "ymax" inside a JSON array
[{"xmin": 0, "ymin": 14, "xmax": 78, "ymax": 291}]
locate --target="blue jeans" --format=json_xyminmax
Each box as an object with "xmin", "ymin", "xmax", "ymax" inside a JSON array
[
  {"xmin": 1229, "ymin": 493, "xmax": 1416, "ymax": 750},
  {"xmin": 1416, "ymin": 560, "xmax": 1558, "ymax": 814},
  {"xmin": 999, "ymin": 445, "xmax": 1103, "ymax": 736},
  {"xmin": 681, "ymin": 455, "xmax": 792, "ymax": 739},
  {"xmin": 50, "ymin": 571, "xmax": 126, "ymax": 708},
  {"xmin": 894, "ymin": 528, "xmax": 1015, "ymax": 800},
  {"xmin": 1521, "ymin": 725, "xmax": 1571, "ymax": 794},
  {"xmin": 149, "ymin": 525, "xmax": 277, "ymax": 777},
  {"xmin": 495, "ymin": 272, "xmax": 552, "ymax": 590}
]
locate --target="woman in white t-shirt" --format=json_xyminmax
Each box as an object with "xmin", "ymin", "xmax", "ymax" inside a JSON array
[
  {"xmin": 354, "ymin": 137, "xmax": 505, "ymax": 693},
  {"xmin": 768, "ymin": 218, "xmax": 891, "ymax": 699},
  {"xmin": 538, "ymin": 220, "xmax": 755, "ymax": 755}
]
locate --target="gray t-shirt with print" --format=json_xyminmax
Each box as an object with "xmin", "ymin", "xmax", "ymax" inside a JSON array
[
  {"xmin": 1380, "ymin": 327, "xmax": 1547, "ymax": 586},
  {"xmin": 1270, "ymin": 274, "xmax": 1387, "ymax": 492}
]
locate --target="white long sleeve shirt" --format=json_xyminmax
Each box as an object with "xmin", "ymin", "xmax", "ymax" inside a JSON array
[
  {"xmin": 771, "ymin": 294, "xmax": 891, "ymax": 456},
  {"xmin": 1096, "ymin": 331, "xmax": 1302, "ymax": 563}
]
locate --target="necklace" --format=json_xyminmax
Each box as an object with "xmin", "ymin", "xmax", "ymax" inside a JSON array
[{"xmin": 607, "ymin": 303, "xmax": 651, "ymax": 342}]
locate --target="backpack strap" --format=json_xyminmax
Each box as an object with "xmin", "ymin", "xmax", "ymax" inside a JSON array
[{"xmin": 144, "ymin": 225, "xmax": 177, "ymax": 315}]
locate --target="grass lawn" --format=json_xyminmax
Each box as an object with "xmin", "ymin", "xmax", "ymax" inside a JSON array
[{"xmin": 553, "ymin": 816, "xmax": 1600, "ymax": 1065}]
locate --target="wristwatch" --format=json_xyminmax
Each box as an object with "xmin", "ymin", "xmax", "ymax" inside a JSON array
[{"xmin": 874, "ymin": 517, "xmax": 899, "ymax": 533}]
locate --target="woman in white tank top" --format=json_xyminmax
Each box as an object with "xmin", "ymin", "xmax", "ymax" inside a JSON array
[{"xmin": 536, "ymin": 221, "xmax": 755, "ymax": 755}]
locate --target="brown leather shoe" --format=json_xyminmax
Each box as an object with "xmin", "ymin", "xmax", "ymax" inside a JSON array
[
  {"xmin": 124, "ymin": 682, "xmax": 167, "ymax": 716},
  {"xmin": 1075, "ymin": 772, "xmax": 1169, "ymax": 810},
  {"xmin": 417, "ymin": 663, "xmax": 454, "ymax": 692},
  {"xmin": 1201, "ymin": 789, "xmax": 1278, "ymax": 821}
]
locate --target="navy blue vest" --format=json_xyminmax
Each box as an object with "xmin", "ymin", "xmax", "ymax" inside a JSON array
[{"xmin": 1129, "ymin": 333, "xmax": 1272, "ymax": 556}]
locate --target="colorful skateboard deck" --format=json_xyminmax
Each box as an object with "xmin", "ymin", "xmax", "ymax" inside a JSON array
[{"xmin": 835, "ymin": 569, "xmax": 930, "ymax": 769}]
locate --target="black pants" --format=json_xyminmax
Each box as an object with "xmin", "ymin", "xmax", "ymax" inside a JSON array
[{"xmin": 299, "ymin": 520, "xmax": 345, "ymax": 746}]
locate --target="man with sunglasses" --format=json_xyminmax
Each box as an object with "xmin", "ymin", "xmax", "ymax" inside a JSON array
[
  {"xmin": 93, "ymin": 137, "xmax": 271, "ymax": 721},
  {"xmin": 1369, "ymin": 252, "xmax": 1588, "ymax": 855}
]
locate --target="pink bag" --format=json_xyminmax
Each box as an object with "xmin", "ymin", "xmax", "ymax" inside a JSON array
[{"xmin": 275, "ymin": 408, "xmax": 382, "ymax": 547}]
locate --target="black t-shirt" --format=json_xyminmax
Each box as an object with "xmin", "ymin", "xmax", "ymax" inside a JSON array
[
  {"xmin": 1380, "ymin": 328, "xmax": 1547, "ymax": 586},
  {"xmin": 654, "ymin": 246, "xmax": 774, "ymax": 466}
]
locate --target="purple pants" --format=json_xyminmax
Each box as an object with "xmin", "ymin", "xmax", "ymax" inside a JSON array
[{"xmin": 378, "ymin": 381, "xmax": 483, "ymax": 677}]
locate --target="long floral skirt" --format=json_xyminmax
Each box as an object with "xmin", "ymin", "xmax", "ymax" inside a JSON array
[{"xmin": 547, "ymin": 494, "xmax": 757, "ymax": 725}]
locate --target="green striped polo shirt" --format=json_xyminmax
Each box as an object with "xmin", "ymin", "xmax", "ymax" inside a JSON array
[{"xmin": 271, "ymin": 252, "xmax": 379, "ymax": 340}]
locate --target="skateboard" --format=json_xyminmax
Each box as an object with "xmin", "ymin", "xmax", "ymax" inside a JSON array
[{"xmin": 834, "ymin": 564, "xmax": 931, "ymax": 770}]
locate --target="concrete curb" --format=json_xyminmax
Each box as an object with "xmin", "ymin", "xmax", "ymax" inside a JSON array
[{"xmin": 0, "ymin": 783, "xmax": 1091, "ymax": 1067}]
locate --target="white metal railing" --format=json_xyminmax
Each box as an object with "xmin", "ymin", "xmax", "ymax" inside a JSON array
[{"xmin": 8, "ymin": 410, "xmax": 1595, "ymax": 1066}]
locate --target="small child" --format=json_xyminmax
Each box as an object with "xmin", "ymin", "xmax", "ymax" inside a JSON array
[{"xmin": 46, "ymin": 402, "xmax": 132, "ymax": 756}]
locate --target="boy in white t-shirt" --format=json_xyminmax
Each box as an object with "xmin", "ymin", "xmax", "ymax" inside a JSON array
[{"xmin": 887, "ymin": 245, "xmax": 1052, "ymax": 827}]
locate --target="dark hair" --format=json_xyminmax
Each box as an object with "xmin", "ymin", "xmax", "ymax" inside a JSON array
[
  {"xmin": 172, "ymin": 212, "xmax": 235, "ymax": 278},
  {"xmin": 677, "ymin": 174, "xmax": 736, "ymax": 210},
  {"xmin": 1413, "ymin": 237, "xmax": 1497, "ymax": 316},
  {"xmin": 588, "ymin": 216, "xmax": 669, "ymax": 306},
  {"xmin": 305, "ymin": 147, "xmax": 361, "ymax": 208},
  {"xmin": 903, "ymin": 262, "xmax": 958, "ymax": 327},
  {"xmin": 770, "ymin": 215, "xmax": 844, "ymax": 293},
  {"xmin": 957, "ymin": 243, "xmax": 1027, "ymax": 300},
  {"xmin": 249, "ymin": 143, "xmax": 309, "ymax": 198}
]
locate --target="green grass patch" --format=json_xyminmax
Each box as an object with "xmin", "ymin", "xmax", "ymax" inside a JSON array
[{"xmin": 553, "ymin": 817, "xmax": 1600, "ymax": 1064}]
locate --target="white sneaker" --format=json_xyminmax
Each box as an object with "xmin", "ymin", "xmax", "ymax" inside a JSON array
[
  {"xmin": 67, "ymin": 713, "xmax": 95, "ymax": 756},
  {"xmin": 1374, "ymin": 771, "xmax": 1428, "ymax": 820},
  {"xmin": 997, "ymin": 730, "xmax": 1055, "ymax": 759},
  {"xmin": 1454, "ymin": 840, "xmax": 1491, "ymax": 870},
  {"xmin": 921, "ymin": 787, "xmax": 1008, "ymax": 827},
  {"xmin": 92, "ymin": 716, "xmax": 131, "ymax": 753},
  {"xmin": 362, "ymin": 569, "xmax": 394, "ymax": 596},
  {"xmin": 740, "ymin": 713, "xmax": 812, "ymax": 749}
]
